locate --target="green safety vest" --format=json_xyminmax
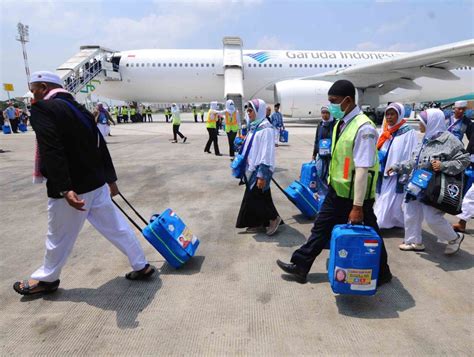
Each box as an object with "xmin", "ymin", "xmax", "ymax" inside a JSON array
[
  {"xmin": 206, "ymin": 110, "xmax": 217, "ymax": 129},
  {"xmin": 122, "ymin": 107, "xmax": 129, "ymax": 115},
  {"xmin": 172, "ymin": 112, "xmax": 181, "ymax": 125},
  {"xmin": 146, "ymin": 108, "xmax": 152, "ymax": 114},
  {"xmin": 225, "ymin": 111, "xmax": 239, "ymax": 132},
  {"xmin": 130, "ymin": 108, "xmax": 136, "ymax": 115},
  {"xmin": 113, "ymin": 108, "xmax": 118, "ymax": 116},
  {"xmin": 192, "ymin": 108, "xmax": 197, "ymax": 115},
  {"xmin": 328, "ymin": 113, "xmax": 379, "ymax": 200}
]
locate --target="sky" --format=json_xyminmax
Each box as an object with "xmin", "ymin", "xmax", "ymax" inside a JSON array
[{"xmin": 0, "ymin": 0, "xmax": 473, "ymax": 99}]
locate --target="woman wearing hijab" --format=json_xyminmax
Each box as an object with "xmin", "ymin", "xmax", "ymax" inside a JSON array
[
  {"xmin": 374, "ymin": 103, "xmax": 418, "ymax": 229},
  {"xmin": 236, "ymin": 99, "xmax": 282, "ymax": 236},
  {"xmin": 312, "ymin": 106, "xmax": 336, "ymax": 189},
  {"xmin": 170, "ymin": 103, "xmax": 187, "ymax": 143},
  {"xmin": 204, "ymin": 101, "xmax": 221, "ymax": 156},
  {"xmin": 388, "ymin": 108, "xmax": 469, "ymax": 254},
  {"xmin": 94, "ymin": 102, "xmax": 115, "ymax": 140}
]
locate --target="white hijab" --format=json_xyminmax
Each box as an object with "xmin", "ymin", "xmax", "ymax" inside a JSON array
[
  {"xmin": 248, "ymin": 98, "xmax": 267, "ymax": 122},
  {"xmin": 171, "ymin": 103, "xmax": 179, "ymax": 114},
  {"xmin": 210, "ymin": 101, "xmax": 218, "ymax": 111},
  {"xmin": 225, "ymin": 99, "xmax": 235, "ymax": 114},
  {"xmin": 384, "ymin": 102, "xmax": 405, "ymax": 128},
  {"xmin": 418, "ymin": 108, "xmax": 446, "ymax": 140}
]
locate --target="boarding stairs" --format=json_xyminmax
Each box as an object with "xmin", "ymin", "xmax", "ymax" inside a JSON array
[
  {"xmin": 223, "ymin": 37, "xmax": 244, "ymax": 117},
  {"xmin": 55, "ymin": 46, "xmax": 121, "ymax": 98}
]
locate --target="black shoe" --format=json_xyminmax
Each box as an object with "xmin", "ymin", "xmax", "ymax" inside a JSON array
[
  {"xmin": 215, "ymin": 153, "xmax": 222, "ymax": 156},
  {"xmin": 377, "ymin": 272, "xmax": 393, "ymax": 287},
  {"xmin": 183, "ymin": 137, "xmax": 187, "ymax": 143},
  {"xmin": 276, "ymin": 259, "xmax": 307, "ymax": 284},
  {"xmin": 204, "ymin": 150, "xmax": 211, "ymax": 154}
]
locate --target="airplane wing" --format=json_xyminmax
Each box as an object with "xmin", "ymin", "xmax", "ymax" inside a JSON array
[{"xmin": 301, "ymin": 39, "xmax": 474, "ymax": 95}]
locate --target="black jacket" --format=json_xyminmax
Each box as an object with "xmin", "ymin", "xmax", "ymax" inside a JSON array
[{"xmin": 31, "ymin": 92, "xmax": 117, "ymax": 198}]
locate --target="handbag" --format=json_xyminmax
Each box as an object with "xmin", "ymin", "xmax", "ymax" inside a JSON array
[
  {"xmin": 421, "ymin": 170, "xmax": 464, "ymax": 215},
  {"xmin": 230, "ymin": 124, "xmax": 260, "ymax": 179}
]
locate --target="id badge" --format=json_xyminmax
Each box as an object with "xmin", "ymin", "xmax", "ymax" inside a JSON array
[
  {"xmin": 319, "ymin": 139, "xmax": 331, "ymax": 156},
  {"xmin": 407, "ymin": 169, "xmax": 433, "ymax": 196}
]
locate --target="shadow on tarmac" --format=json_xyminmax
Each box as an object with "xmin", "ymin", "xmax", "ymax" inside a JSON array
[
  {"xmin": 159, "ymin": 255, "xmax": 205, "ymax": 275},
  {"xmin": 22, "ymin": 276, "xmax": 162, "ymax": 329},
  {"xmin": 252, "ymin": 224, "xmax": 307, "ymax": 247},
  {"xmin": 335, "ymin": 277, "xmax": 416, "ymax": 319}
]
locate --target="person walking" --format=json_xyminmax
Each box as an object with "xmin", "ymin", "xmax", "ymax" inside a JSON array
[
  {"xmin": 13, "ymin": 71, "xmax": 155, "ymax": 296},
  {"xmin": 171, "ymin": 103, "xmax": 187, "ymax": 143},
  {"xmin": 236, "ymin": 99, "xmax": 282, "ymax": 236},
  {"xmin": 312, "ymin": 106, "xmax": 336, "ymax": 190},
  {"xmin": 276, "ymin": 80, "xmax": 392, "ymax": 286},
  {"xmin": 3, "ymin": 102, "xmax": 19, "ymax": 133},
  {"xmin": 204, "ymin": 101, "xmax": 221, "ymax": 156},
  {"xmin": 270, "ymin": 103, "xmax": 284, "ymax": 146}
]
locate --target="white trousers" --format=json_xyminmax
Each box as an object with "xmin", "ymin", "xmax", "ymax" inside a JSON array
[
  {"xmin": 274, "ymin": 128, "xmax": 280, "ymax": 144},
  {"xmin": 457, "ymin": 184, "xmax": 474, "ymax": 221},
  {"xmin": 97, "ymin": 123, "xmax": 110, "ymax": 138},
  {"xmin": 403, "ymin": 199, "xmax": 458, "ymax": 245},
  {"xmin": 31, "ymin": 184, "xmax": 147, "ymax": 282}
]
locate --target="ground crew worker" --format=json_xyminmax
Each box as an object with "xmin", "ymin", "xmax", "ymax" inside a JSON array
[
  {"xmin": 13, "ymin": 71, "xmax": 155, "ymax": 296},
  {"xmin": 192, "ymin": 106, "xmax": 198, "ymax": 122},
  {"xmin": 112, "ymin": 106, "xmax": 119, "ymax": 123},
  {"xmin": 214, "ymin": 99, "xmax": 240, "ymax": 159},
  {"xmin": 165, "ymin": 107, "xmax": 171, "ymax": 123},
  {"xmin": 276, "ymin": 79, "xmax": 392, "ymax": 286},
  {"xmin": 204, "ymin": 101, "xmax": 221, "ymax": 156},
  {"xmin": 200, "ymin": 107, "xmax": 204, "ymax": 122},
  {"xmin": 146, "ymin": 106, "xmax": 153, "ymax": 122},
  {"xmin": 171, "ymin": 103, "xmax": 187, "ymax": 143},
  {"xmin": 122, "ymin": 105, "xmax": 129, "ymax": 123},
  {"xmin": 130, "ymin": 106, "xmax": 137, "ymax": 123}
]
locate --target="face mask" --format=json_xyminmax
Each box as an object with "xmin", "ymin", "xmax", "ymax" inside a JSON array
[{"xmin": 328, "ymin": 97, "xmax": 347, "ymax": 119}]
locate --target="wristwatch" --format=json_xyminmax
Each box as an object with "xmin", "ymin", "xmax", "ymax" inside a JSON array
[{"xmin": 60, "ymin": 190, "xmax": 71, "ymax": 197}]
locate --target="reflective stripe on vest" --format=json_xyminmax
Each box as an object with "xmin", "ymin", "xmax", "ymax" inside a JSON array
[
  {"xmin": 206, "ymin": 110, "xmax": 217, "ymax": 128},
  {"xmin": 328, "ymin": 113, "xmax": 379, "ymax": 200},
  {"xmin": 172, "ymin": 113, "xmax": 181, "ymax": 125},
  {"xmin": 225, "ymin": 112, "xmax": 238, "ymax": 132}
]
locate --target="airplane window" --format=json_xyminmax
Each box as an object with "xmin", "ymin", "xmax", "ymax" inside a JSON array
[
  {"xmin": 141, "ymin": 63, "xmax": 145, "ymax": 67},
  {"xmin": 206, "ymin": 64, "xmax": 209, "ymax": 67},
  {"xmin": 158, "ymin": 63, "xmax": 161, "ymax": 67},
  {"xmin": 264, "ymin": 64, "xmax": 267, "ymax": 67},
  {"xmin": 299, "ymin": 64, "xmax": 303, "ymax": 67},
  {"xmin": 329, "ymin": 64, "xmax": 332, "ymax": 68},
  {"xmin": 147, "ymin": 63, "xmax": 150, "ymax": 67},
  {"xmin": 289, "ymin": 64, "xmax": 292, "ymax": 68},
  {"xmin": 169, "ymin": 63, "xmax": 172, "ymax": 67},
  {"xmin": 185, "ymin": 63, "xmax": 188, "ymax": 67},
  {"xmin": 196, "ymin": 63, "xmax": 199, "ymax": 67},
  {"xmin": 201, "ymin": 64, "xmax": 204, "ymax": 67},
  {"xmin": 248, "ymin": 64, "xmax": 251, "ymax": 67},
  {"xmin": 268, "ymin": 64, "xmax": 272, "ymax": 67},
  {"xmin": 173, "ymin": 63, "xmax": 177, "ymax": 67},
  {"xmin": 190, "ymin": 63, "xmax": 193, "ymax": 67},
  {"xmin": 126, "ymin": 63, "xmax": 129, "ymax": 67},
  {"xmin": 304, "ymin": 64, "xmax": 307, "ymax": 68},
  {"xmin": 179, "ymin": 63, "xmax": 183, "ymax": 67},
  {"xmin": 152, "ymin": 63, "xmax": 155, "ymax": 67},
  {"xmin": 279, "ymin": 64, "xmax": 282, "ymax": 67},
  {"xmin": 319, "ymin": 64, "xmax": 323, "ymax": 68},
  {"xmin": 309, "ymin": 64, "xmax": 312, "ymax": 68},
  {"xmin": 212, "ymin": 64, "xmax": 215, "ymax": 67},
  {"xmin": 324, "ymin": 64, "xmax": 327, "ymax": 68}
]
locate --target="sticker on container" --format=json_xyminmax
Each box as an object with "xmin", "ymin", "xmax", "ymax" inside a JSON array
[
  {"xmin": 364, "ymin": 239, "xmax": 379, "ymax": 247},
  {"xmin": 346, "ymin": 269, "xmax": 372, "ymax": 285},
  {"xmin": 178, "ymin": 227, "xmax": 196, "ymax": 248},
  {"xmin": 338, "ymin": 249, "xmax": 348, "ymax": 258}
]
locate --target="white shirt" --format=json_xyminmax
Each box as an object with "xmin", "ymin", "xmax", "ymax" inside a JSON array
[{"xmin": 338, "ymin": 106, "xmax": 378, "ymax": 168}]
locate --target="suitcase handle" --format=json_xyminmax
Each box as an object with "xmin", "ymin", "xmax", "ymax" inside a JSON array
[{"xmin": 112, "ymin": 192, "xmax": 150, "ymax": 232}]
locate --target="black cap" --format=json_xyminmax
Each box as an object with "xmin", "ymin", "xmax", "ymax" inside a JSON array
[{"xmin": 328, "ymin": 79, "xmax": 355, "ymax": 99}]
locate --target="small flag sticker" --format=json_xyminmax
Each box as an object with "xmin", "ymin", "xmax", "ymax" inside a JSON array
[{"xmin": 364, "ymin": 240, "xmax": 379, "ymax": 247}]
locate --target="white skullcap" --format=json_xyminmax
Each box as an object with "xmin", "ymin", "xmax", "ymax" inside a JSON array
[
  {"xmin": 30, "ymin": 71, "xmax": 63, "ymax": 87},
  {"xmin": 454, "ymin": 100, "xmax": 467, "ymax": 108}
]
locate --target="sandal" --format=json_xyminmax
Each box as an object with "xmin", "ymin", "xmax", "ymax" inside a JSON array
[
  {"xmin": 13, "ymin": 279, "xmax": 60, "ymax": 296},
  {"xmin": 125, "ymin": 264, "xmax": 155, "ymax": 280}
]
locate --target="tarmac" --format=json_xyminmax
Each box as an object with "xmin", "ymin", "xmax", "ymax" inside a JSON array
[{"xmin": 0, "ymin": 113, "xmax": 472, "ymax": 356}]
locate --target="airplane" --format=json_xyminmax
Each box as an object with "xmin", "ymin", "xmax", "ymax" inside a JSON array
[{"xmin": 58, "ymin": 38, "xmax": 474, "ymax": 118}]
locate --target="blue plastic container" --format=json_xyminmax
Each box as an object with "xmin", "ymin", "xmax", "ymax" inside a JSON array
[
  {"xmin": 284, "ymin": 180, "xmax": 323, "ymax": 218},
  {"xmin": 465, "ymin": 167, "xmax": 474, "ymax": 195},
  {"xmin": 300, "ymin": 161, "xmax": 318, "ymax": 192},
  {"xmin": 328, "ymin": 224, "xmax": 382, "ymax": 296},
  {"xmin": 2, "ymin": 125, "xmax": 11, "ymax": 134},
  {"xmin": 142, "ymin": 209, "xmax": 200, "ymax": 268},
  {"xmin": 279, "ymin": 129, "xmax": 288, "ymax": 143},
  {"xmin": 18, "ymin": 123, "xmax": 27, "ymax": 132}
]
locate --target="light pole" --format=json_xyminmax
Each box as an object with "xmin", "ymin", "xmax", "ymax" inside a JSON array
[{"xmin": 16, "ymin": 22, "xmax": 31, "ymax": 91}]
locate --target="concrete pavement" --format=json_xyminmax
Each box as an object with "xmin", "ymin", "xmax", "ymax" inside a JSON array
[{"xmin": 0, "ymin": 114, "xmax": 472, "ymax": 356}]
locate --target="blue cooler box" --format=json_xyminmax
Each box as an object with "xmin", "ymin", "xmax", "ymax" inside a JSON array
[
  {"xmin": 465, "ymin": 167, "xmax": 474, "ymax": 195},
  {"xmin": 300, "ymin": 161, "xmax": 318, "ymax": 192},
  {"xmin": 328, "ymin": 224, "xmax": 382, "ymax": 296},
  {"xmin": 279, "ymin": 129, "xmax": 288, "ymax": 143},
  {"xmin": 284, "ymin": 180, "xmax": 323, "ymax": 218},
  {"xmin": 18, "ymin": 123, "xmax": 27, "ymax": 132},
  {"xmin": 142, "ymin": 208, "xmax": 200, "ymax": 268},
  {"xmin": 2, "ymin": 125, "xmax": 11, "ymax": 134}
]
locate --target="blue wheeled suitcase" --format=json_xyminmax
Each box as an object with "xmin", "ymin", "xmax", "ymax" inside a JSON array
[
  {"xmin": 272, "ymin": 179, "xmax": 322, "ymax": 218},
  {"xmin": 464, "ymin": 167, "xmax": 474, "ymax": 195},
  {"xmin": 300, "ymin": 161, "xmax": 318, "ymax": 192},
  {"xmin": 328, "ymin": 224, "xmax": 382, "ymax": 296},
  {"xmin": 279, "ymin": 129, "xmax": 288, "ymax": 143},
  {"xmin": 112, "ymin": 193, "xmax": 200, "ymax": 269},
  {"xmin": 2, "ymin": 125, "xmax": 11, "ymax": 134},
  {"xmin": 18, "ymin": 123, "xmax": 27, "ymax": 132}
]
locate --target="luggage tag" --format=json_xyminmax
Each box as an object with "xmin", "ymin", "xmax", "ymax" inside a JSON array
[
  {"xmin": 406, "ymin": 169, "xmax": 433, "ymax": 196},
  {"xmin": 319, "ymin": 138, "xmax": 331, "ymax": 156}
]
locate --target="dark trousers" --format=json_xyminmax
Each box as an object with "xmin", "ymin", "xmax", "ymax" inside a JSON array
[
  {"xmin": 204, "ymin": 128, "xmax": 220, "ymax": 154},
  {"xmin": 227, "ymin": 131, "xmax": 237, "ymax": 157},
  {"xmin": 291, "ymin": 186, "xmax": 390, "ymax": 277},
  {"xmin": 201, "ymin": 115, "xmax": 204, "ymax": 122},
  {"xmin": 147, "ymin": 114, "xmax": 153, "ymax": 122},
  {"xmin": 9, "ymin": 118, "xmax": 19, "ymax": 133},
  {"xmin": 194, "ymin": 114, "xmax": 198, "ymax": 122},
  {"xmin": 173, "ymin": 125, "xmax": 184, "ymax": 141},
  {"xmin": 165, "ymin": 115, "xmax": 170, "ymax": 123}
]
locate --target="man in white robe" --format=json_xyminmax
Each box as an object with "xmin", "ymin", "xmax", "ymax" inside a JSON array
[{"xmin": 374, "ymin": 103, "xmax": 418, "ymax": 229}]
